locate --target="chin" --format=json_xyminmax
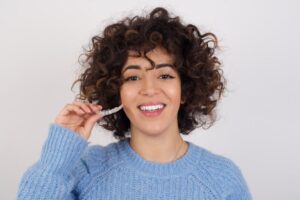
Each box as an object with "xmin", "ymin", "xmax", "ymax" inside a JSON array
[{"xmin": 132, "ymin": 124, "xmax": 168, "ymax": 137}]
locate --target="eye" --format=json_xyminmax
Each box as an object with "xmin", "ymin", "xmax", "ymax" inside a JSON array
[
  {"xmin": 160, "ymin": 74, "xmax": 175, "ymax": 80},
  {"xmin": 124, "ymin": 76, "xmax": 140, "ymax": 81}
]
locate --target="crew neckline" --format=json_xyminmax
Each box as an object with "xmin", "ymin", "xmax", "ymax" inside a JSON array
[{"xmin": 117, "ymin": 138, "xmax": 202, "ymax": 177}]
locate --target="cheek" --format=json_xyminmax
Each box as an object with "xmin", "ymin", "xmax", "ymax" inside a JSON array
[
  {"xmin": 167, "ymin": 84, "xmax": 181, "ymax": 104},
  {"xmin": 120, "ymin": 85, "xmax": 136, "ymax": 110}
]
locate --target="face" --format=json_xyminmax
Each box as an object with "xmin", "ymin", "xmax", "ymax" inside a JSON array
[{"xmin": 120, "ymin": 47, "xmax": 182, "ymax": 137}]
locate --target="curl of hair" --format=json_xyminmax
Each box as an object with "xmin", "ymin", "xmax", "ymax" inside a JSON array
[{"xmin": 71, "ymin": 7, "xmax": 227, "ymax": 140}]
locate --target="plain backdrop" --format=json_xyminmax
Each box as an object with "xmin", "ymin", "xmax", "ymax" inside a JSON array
[{"xmin": 1, "ymin": 0, "xmax": 299, "ymax": 199}]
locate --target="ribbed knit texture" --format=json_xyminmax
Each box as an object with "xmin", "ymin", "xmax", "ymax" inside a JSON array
[{"xmin": 17, "ymin": 123, "xmax": 252, "ymax": 200}]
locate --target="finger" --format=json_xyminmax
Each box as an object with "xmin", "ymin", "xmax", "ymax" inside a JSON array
[
  {"xmin": 83, "ymin": 113, "xmax": 102, "ymax": 138},
  {"xmin": 90, "ymin": 104, "xmax": 102, "ymax": 113},
  {"xmin": 59, "ymin": 104, "xmax": 85, "ymax": 116},
  {"xmin": 75, "ymin": 102, "xmax": 102, "ymax": 114},
  {"xmin": 73, "ymin": 101, "xmax": 93, "ymax": 113}
]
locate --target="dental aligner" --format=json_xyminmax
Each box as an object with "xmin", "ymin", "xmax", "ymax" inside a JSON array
[{"xmin": 100, "ymin": 104, "xmax": 123, "ymax": 117}]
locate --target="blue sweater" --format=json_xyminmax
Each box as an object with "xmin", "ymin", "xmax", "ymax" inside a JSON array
[{"xmin": 17, "ymin": 123, "xmax": 252, "ymax": 200}]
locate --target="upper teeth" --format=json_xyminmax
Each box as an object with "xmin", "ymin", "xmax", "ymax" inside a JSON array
[{"xmin": 140, "ymin": 104, "xmax": 164, "ymax": 111}]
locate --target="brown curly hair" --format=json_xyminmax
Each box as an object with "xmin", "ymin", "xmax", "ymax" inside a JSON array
[{"xmin": 71, "ymin": 7, "xmax": 226, "ymax": 140}]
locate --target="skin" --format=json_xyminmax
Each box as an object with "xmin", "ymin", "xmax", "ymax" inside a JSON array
[
  {"xmin": 54, "ymin": 47, "xmax": 188, "ymax": 163},
  {"xmin": 120, "ymin": 47, "xmax": 188, "ymax": 163},
  {"xmin": 54, "ymin": 101, "xmax": 102, "ymax": 140}
]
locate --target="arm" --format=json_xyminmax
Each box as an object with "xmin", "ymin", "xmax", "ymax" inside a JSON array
[
  {"xmin": 224, "ymin": 160, "xmax": 252, "ymax": 200},
  {"xmin": 17, "ymin": 124, "xmax": 88, "ymax": 200}
]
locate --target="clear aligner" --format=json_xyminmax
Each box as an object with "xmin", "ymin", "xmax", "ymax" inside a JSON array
[{"xmin": 100, "ymin": 104, "xmax": 123, "ymax": 117}]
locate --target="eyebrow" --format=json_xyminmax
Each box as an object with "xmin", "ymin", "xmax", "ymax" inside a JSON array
[{"xmin": 122, "ymin": 63, "xmax": 175, "ymax": 74}]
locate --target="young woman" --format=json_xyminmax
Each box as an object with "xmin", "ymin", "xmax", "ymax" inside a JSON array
[{"xmin": 17, "ymin": 7, "xmax": 252, "ymax": 200}]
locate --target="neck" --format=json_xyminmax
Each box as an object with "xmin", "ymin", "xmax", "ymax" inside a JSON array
[{"xmin": 129, "ymin": 130, "xmax": 188, "ymax": 164}]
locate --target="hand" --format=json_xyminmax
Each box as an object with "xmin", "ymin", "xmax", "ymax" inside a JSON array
[{"xmin": 54, "ymin": 101, "xmax": 103, "ymax": 140}]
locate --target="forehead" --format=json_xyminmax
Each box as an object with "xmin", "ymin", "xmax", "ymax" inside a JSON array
[{"xmin": 124, "ymin": 47, "xmax": 175, "ymax": 67}]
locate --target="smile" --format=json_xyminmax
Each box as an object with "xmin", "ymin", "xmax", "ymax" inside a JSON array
[
  {"xmin": 138, "ymin": 103, "xmax": 166, "ymax": 117},
  {"xmin": 139, "ymin": 104, "xmax": 164, "ymax": 111}
]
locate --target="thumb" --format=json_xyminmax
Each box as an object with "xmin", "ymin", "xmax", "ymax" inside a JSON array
[{"xmin": 83, "ymin": 113, "xmax": 102, "ymax": 139}]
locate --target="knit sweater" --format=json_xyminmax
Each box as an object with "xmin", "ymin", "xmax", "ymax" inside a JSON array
[{"xmin": 17, "ymin": 123, "xmax": 252, "ymax": 200}]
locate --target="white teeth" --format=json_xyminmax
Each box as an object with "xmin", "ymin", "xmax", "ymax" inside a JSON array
[{"xmin": 140, "ymin": 104, "xmax": 164, "ymax": 111}]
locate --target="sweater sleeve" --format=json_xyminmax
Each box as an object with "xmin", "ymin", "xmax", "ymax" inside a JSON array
[
  {"xmin": 224, "ymin": 159, "xmax": 252, "ymax": 200},
  {"xmin": 17, "ymin": 123, "xmax": 88, "ymax": 200}
]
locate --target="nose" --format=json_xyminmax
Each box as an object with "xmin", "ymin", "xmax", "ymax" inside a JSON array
[{"xmin": 139, "ymin": 75, "xmax": 160, "ymax": 96}]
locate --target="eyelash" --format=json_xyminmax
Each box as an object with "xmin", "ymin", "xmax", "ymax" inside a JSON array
[{"xmin": 124, "ymin": 74, "xmax": 175, "ymax": 82}]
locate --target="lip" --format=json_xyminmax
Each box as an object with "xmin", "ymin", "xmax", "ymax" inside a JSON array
[
  {"xmin": 137, "ymin": 102, "xmax": 166, "ymax": 107},
  {"xmin": 137, "ymin": 102, "xmax": 166, "ymax": 117}
]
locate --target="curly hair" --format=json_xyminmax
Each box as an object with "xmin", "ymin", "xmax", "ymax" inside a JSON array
[{"xmin": 71, "ymin": 7, "xmax": 226, "ymax": 140}]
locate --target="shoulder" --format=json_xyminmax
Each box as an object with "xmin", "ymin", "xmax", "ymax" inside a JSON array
[
  {"xmin": 73, "ymin": 140, "xmax": 124, "ymax": 178},
  {"xmin": 69, "ymin": 141, "xmax": 124, "ymax": 195},
  {"xmin": 199, "ymin": 146, "xmax": 242, "ymax": 174},
  {"xmin": 191, "ymin": 144, "xmax": 252, "ymax": 199},
  {"xmin": 82, "ymin": 141, "xmax": 123, "ymax": 171}
]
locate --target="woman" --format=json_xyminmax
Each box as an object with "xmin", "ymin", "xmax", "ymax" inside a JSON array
[{"xmin": 17, "ymin": 7, "xmax": 252, "ymax": 200}]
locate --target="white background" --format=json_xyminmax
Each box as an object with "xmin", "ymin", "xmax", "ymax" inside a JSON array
[{"xmin": 1, "ymin": 0, "xmax": 299, "ymax": 199}]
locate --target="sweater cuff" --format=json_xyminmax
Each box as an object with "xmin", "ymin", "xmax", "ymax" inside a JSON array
[{"xmin": 39, "ymin": 123, "xmax": 88, "ymax": 174}]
